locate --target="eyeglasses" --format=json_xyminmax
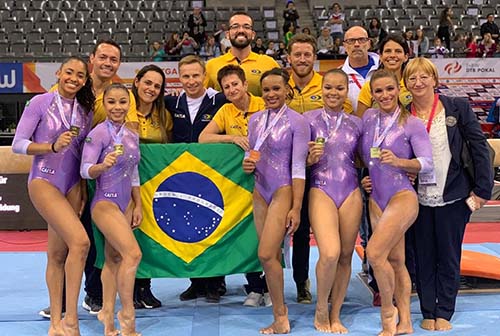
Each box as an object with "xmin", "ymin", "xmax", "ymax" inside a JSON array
[
  {"xmin": 343, "ymin": 37, "xmax": 370, "ymax": 45},
  {"xmin": 229, "ymin": 24, "xmax": 253, "ymax": 31},
  {"xmin": 407, "ymin": 75, "xmax": 433, "ymax": 84}
]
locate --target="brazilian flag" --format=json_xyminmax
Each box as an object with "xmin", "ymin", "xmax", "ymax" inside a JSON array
[{"xmin": 133, "ymin": 143, "xmax": 260, "ymax": 278}]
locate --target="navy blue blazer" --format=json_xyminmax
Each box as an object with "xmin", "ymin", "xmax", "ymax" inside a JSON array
[
  {"xmin": 437, "ymin": 95, "xmax": 492, "ymax": 201},
  {"xmin": 165, "ymin": 90, "xmax": 227, "ymax": 143}
]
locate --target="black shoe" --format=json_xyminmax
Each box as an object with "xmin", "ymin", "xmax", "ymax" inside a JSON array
[
  {"xmin": 205, "ymin": 289, "xmax": 220, "ymax": 303},
  {"xmin": 135, "ymin": 286, "xmax": 162, "ymax": 309},
  {"xmin": 82, "ymin": 295, "xmax": 102, "ymax": 315},
  {"xmin": 296, "ymin": 279, "xmax": 312, "ymax": 304},
  {"xmin": 218, "ymin": 279, "xmax": 227, "ymax": 296},
  {"xmin": 180, "ymin": 284, "xmax": 203, "ymax": 301},
  {"xmin": 38, "ymin": 304, "xmax": 66, "ymax": 319}
]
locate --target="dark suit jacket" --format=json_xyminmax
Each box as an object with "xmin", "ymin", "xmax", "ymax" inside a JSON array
[{"xmin": 439, "ymin": 95, "xmax": 493, "ymax": 201}]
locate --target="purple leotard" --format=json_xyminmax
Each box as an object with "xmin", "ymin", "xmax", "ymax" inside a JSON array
[
  {"xmin": 360, "ymin": 108, "xmax": 433, "ymax": 210},
  {"xmin": 248, "ymin": 105, "xmax": 310, "ymax": 204},
  {"xmin": 304, "ymin": 109, "xmax": 362, "ymax": 207},
  {"xmin": 81, "ymin": 120, "xmax": 140, "ymax": 212},
  {"xmin": 12, "ymin": 92, "xmax": 92, "ymax": 195}
]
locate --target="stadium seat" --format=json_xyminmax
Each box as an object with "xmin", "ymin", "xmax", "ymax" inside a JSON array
[
  {"xmin": 62, "ymin": 41, "xmax": 79, "ymax": 56},
  {"xmin": 45, "ymin": 40, "xmax": 62, "ymax": 54}
]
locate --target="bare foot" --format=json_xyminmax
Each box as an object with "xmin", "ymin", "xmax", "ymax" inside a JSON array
[
  {"xmin": 435, "ymin": 318, "xmax": 452, "ymax": 331},
  {"xmin": 420, "ymin": 319, "xmax": 435, "ymax": 331},
  {"xmin": 314, "ymin": 306, "xmax": 331, "ymax": 333},
  {"xmin": 98, "ymin": 310, "xmax": 119, "ymax": 336},
  {"xmin": 378, "ymin": 306, "xmax": 398, "ymax": 336},
  {"xmin": 330, "ymin": 319, "xmax": 348, "ymax": 334},
  {"xmin": 260, "ymin": 306, "xmax": 290, "ymax": 334},
  {"xmin": 61, "ymin": 318, "xmax": 81, "ymax": 336},
  {"xmin": 117, "ymin": 310, "xmax": 141, "ymax": 336},
  {"xmin": 396, "ymin": 319, "xmax": 413, "ymax": 335},
  {"xmin": 48, "ymin": 324, "xmax": 65, "ymax": 336}
]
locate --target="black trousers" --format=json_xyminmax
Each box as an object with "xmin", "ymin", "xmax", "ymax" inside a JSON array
[
  {"xmin": 292, "ymin": 176, "xmax": 310, "ymax": 286},
  {"xmin": 245, "ymin": 272, "xmax": 267, "ymax": 294},
  {"xmin": 413, "ymin": 200, "xmax": 471, "ymax": 321}
]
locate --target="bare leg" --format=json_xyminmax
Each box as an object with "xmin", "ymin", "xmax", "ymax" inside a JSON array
[
  {"xmin": 97, "ymin": 242, "xmax": 120, "ymax": 336},
  {"xmin": 366, "ymin": 192, "xmax": 418, "ymax": 336},
  {"xmin": 309, "ymin": 188, "xmax": 341, "ymax": 333},
  {"xmin": 330, "ymin": 189, "xmax": 362, "ymax": 334},
  {"xmin": 29, "ymin": 180, "xmax": 89, "ymax": 336},
  {"xmin": 92, "ymin": 201, "xmax": 142, "ymax": 336},
  {"xmin": 254, "ymin": 188, "xmax": 292, "ymax": 334}
]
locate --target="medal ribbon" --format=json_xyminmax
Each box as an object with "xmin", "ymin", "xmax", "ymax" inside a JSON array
[
  {"xmin": 372, "ymin": 106, "xmax": 400, "ymax": 148},
  {"xmin": 54, "ymin": 91, "xmax": 79, "ymax": 129},
  {"xmin": 253, "ymin": 104, "xmax": 287, "ymax": 151}
]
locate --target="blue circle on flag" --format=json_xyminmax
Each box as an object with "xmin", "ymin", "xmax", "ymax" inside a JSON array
[{"xmin": 152, "ymin": 172, "xmax": 224, "ymax": 243}]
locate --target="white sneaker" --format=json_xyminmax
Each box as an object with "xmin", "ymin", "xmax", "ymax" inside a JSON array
[
  {"xmin": 263, "ymin": 292, "xmax": 272, "ymax": 307},
  {"xmin": 243, "ymin": 292, "xmax": 263, "ymax": 307}
]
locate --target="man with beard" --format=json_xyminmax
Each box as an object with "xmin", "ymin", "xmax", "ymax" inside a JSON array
[
  {"xmin": 204, "ymin": 12, "xmax": 280, "ymax": 96},
  {"xmin": 286, "ymin": 33, "xmax": 323, "ymax": 304},
  {"xmin": 340, "ymin": 26, "xmax": 379, "ymax": 114}
]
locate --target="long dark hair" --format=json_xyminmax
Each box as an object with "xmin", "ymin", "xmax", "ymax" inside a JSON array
[
  {"xmin": 59, "ymin": 56, "xmax": 95, "ymax": 114},
  {"xmin": 260, "ymin": 67, "xmax": 294, "ymax": 102},
  {"xmin": 131, "ymin": 64, "xmax": 168, "ymax": 143},
  {"xmin": 378, "ymin": 34, "xmax": 410, "ymax": 74}
]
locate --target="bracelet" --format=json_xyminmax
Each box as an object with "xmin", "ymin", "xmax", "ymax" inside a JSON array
[{"xmin": 51, "ymin": 142, "xmax": 58, "ymax": 153}]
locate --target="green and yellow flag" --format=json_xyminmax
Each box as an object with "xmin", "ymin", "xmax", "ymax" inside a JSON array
[{"xmin": 133, "ymin": 143, "xmax": 260, "ymax": 278}]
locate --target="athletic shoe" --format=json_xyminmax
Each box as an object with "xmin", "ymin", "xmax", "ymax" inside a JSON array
[
  {"xmin": 205, "ymin": 289, "xmax": 220, "ymax": 303},
  {"xmin": 82, "ymin": 295, "xmax": 102, "ymax": 315},
  {"xmin": 135, "ymin": 286, "xmax": 162, "ymax": 309},
  {"xmin": 179, "ymin": 284, "xmax": 204, "ymax": 301},
  {"xmin": 296, "ymin": 279, "xmax": 312, "ymax": 304},
  {"xmin": 38, "ymin": 305, "xmax": 65, "ymax": 319},
  {"xmin": 243, "ymin": 292, "xmax": 263, "ymax": 307},
  {"xmin": 263, "ymin": 292, "xmax": 272, "ymax": 307}
]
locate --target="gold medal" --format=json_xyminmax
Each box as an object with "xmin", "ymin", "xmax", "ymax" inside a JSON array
[
  {"xmin": 70, "ymin": 125, "xmax": 80, "ymax": 137},
  {"xmin": 370, "ymin": 147, "xmax": 381, "ymax": 158},
  {"xmin": 315, "ymin": 137, "xmax": 326, "ymax": 146},
  {"xmin": 114, "ymin": 144, "xmax": 124, "ymax": 156}
]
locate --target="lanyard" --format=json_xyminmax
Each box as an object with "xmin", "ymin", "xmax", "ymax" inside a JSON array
[
  {"xmin": 411, "ymin": 94, "xmax": 440, "ymax": 133},
  {"xmin": 54, "ymin": 91, "xmax": 79, "ymax": 129},
  {"xmin": 106, "ymin": 119, "xmax": 126, "ymax": 145},
  {"xmin": 373, "ymin": 106, "xmax": 400, "ymax": 148},
  {"xmin": 254, "ymin": 104, "xmax": 287, "ymax": 151},
  {"xmin": 350, "ymin": 74, "xmax": 362, "ymax": 89},
  {"xmin": 322, "ymin": 108, "xmax": 344, "ymax": 138}
]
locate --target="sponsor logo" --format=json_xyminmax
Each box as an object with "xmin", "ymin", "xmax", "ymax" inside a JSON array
[
  {"xmin": 310, "ymin": 95, "xmax": 322, "ymax": 101},
  {"xmin": 174, "ymin": 113, "xmax": 186, "ymax": 119},
  {"xmin": 0, "ymin": 63, "xmax": 23, "ymax": 93},
  {"xmin": 104, "ymin": 192, "xmax": 118, "ymax": 198},
  {"xmin": 251, "ymin": 69, "xmax": 262, "ymax": 75},
  {"xmin": 202, "ymin": 114, "xmax": 213, "ymax": 121},
  {"xmin": 40, "ymin": 167, "xmax": 55, "ymax": 175},
  {"xmin": 0, "ymin": 176, "xmax": 7, "ymax": 184},
  {"xmin": 444, "ymin": 62, "xmax": 462, "ymax": 75}
]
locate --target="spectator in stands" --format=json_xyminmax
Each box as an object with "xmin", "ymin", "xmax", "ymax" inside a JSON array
[
  {"xmin": 428, "ymin": 37, "xmax": 449, "ymax": 58},
  {"xmin": 252, "ymin": 37, "xmax": 267, "ymax": 55},
  {"xmin": 414, "ymin": 28, "xmax": 429, "ymax": 56},
  {"xmin": 403, "ymin": 57, "xmax": 492, "ymax": 332},
  {"xmin": 13, "ymin": 56, "xmax": 94, "ymax": 336},
  {"xmin": 179, "ymin": 31, "xmax": 199, "ymax": 56},
  {"xmin": 328, "ymin": 3, "xmax": 344, "ymax": 41},
  {"xmin": 403, "ymin": 30, "xmax": 416, "ymax": 58},
  {"xmin": 317, "ymin": 26, "xmax": 334, "ymax": 56},
  {"xmin": 205, "ymin": 12, "xmax": 280, "ymax": 97},
  {"xmin": 304, "ymin": 68, "xmax": 362, "ymax": 334},
  {"xmin": 150, "ymin": 41, "xmax": 165, "ymax": 61},
  {"xmin": 284, "ymin": 23, "xmax": 296, "ymax": 47},
  {"xmin": 367, "ymin": 18, "xmax": 387, "ymax": 51},
  {"xmin": 480, "ymin": 14, "xmax": 499, "ymax": 42},
  {"xmin": 286, "ymin": 33, "xmax": 324, "ymax": 305},
  {"xmin": 164, "ymin": 56, "xmax": 227, "ymax": 304},
  {"xmin": 437, "ymin": 7, "xmax": 454, "ymax": 51},
  {"xmin": 451, "ymin": 33, "xmax": 467, "ymax": 56},
  {"xmin": 332, "ymin": 37, "xmax": 345, "ymax": 55},
  {"xmin": 283, "ymin": 1, "xmax": 300, "ymax": 35},
  {"xmin": 465, "ymin": 35, "xmax": 478, "ymax": 58},
  {"xmin": 199, "ymin": 34, "xmax": 221, "ymax": 60},
  {"xmin": 164, "ymin": 32, "xmax": 182, "ymax": 60},
  {"xmin": 214, "ymin": 23, "xmax": 229, "ymax": 46},
  {"xmin": 81, "ymin": 83, "xmax": 142, "ymax": 336},
  {"xmin": 478, "ymin": 32, "xmax": 497, "ymax": 57},
  {"xmin": 302, "ymin": 27, "xmax": 312, "ymax": 36},
  {"xmin": 243, "ymin": 67, "xmax": 309, "ymax": 334},
  {"xmin": 276, "ymin": 41, "xmax": 289, "ymax": 67},
  {"xmin": 187, "ymin": 6, "xmax": 207, "ymax": 46},
  {"xmin": 266, "ymin": 41, "xmax": 277, "ymax": 58},
  {"xmin": 341, "ymin": 26, "xmax": 380, "ymax": 114},
  {"xmin": 220, "ymin": 34, "xmax": 232, "ymax": 54}
]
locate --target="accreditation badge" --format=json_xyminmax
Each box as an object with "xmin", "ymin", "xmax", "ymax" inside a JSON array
[
  {"xmin": 370, "ymin": 147, "xmax": 381, "ymax": 159},
  {"xmin": 419, "ymin": 170, "xmax": 437, "ymax": 185},
  {"xmin": 114, "ymin": 144, "xmax": 124, "ymax": 156}
]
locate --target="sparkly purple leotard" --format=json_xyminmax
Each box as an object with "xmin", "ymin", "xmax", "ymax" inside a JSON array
[
  {"xmin": 304, "ymin": 109, "xmax": 362, "ymax": 207},
  {"xmin": 81, "ymin": 120, "xmax": 140, "ymax": 212},
  {"xmin": 12, "ymin": 92, "xmax": 92, "ymax": 195},
  {"xmin": 248, "ymin": 105, "xmax": 310, "ymax": 204},
  {"xmin": 360, "ymin": 108, "xmax": 433, "ymax": 210}
]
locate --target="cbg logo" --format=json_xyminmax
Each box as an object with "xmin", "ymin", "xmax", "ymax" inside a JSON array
[
  {"xmin": 444, "ymin": 62, "xmax": 462, "ymax": 75},
  {"xmin": 0, "ymin": 63, "xmax": 23, "ymax": 93}
]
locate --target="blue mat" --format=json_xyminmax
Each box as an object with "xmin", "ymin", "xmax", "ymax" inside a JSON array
[{"xmin": 1, "ymin": 245, "xmax": 499, "ymax": 335}]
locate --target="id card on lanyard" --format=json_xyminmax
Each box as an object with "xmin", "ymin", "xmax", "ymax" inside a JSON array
[{"xmin": 411, "ymin": 94, "xmax": 439, "ymax": 185}]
